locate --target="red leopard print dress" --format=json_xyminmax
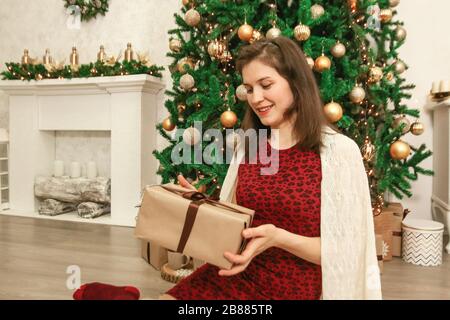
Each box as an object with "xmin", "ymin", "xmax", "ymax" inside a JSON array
[{"xmin": 166, "ymin": 140, "xmax": 322, "ymax": 300}]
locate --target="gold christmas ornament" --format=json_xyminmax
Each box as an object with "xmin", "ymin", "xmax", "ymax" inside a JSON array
[
  {"xmin": 310, "ymin": 4, "xmax": 325, "ymax": 19},
  {"xmin": 266, "ymin": 27, "xmax": 282, "ymax": 40},
  {"xmin": 294, "ymin": 24, "xmax": 311, "ymax": 41},
  {"xmin": 185, "ymin": 8, "xmax": 201, "ymax": 27},
  {"xmin": 393, "ymin": 115, "xmax": 411, "ymax": 134},
  {"xmin": 323, "ymin": 101, "xmax": 343, "ymax": 123},
  {"xmin": 220, "ymin": 110, "xmax": 238, "ymax": 128},
  {"xmin": 236, "ymin": 84, "xmax": 248, "ymax": 101},
  {"xmin": 410, "ymin": 121, "xmax": 424, "ymax": 135},
  {"xmin": 177, "ymin": 57, "xmax": 195, "ymax": 73},
  {"xmin": 390, "ymin": 140, "xmax": 410, "ymax": 160},
  {"xmin": 218, "ymin": 50, "xmax": 233, "ymax": 64},
  {"xmin": 361, "ymin": 137, "xmax": 376, "ymax": 162},
  {"xmin": 207, "ymin": 40, "xmax": 225, "ymax": 58},
  {"xmin": 389, "ymin": 0, "xmax": 400, "ymax": 7},
  {"xmin": 169, "ymin": 38, "xmax": 182, "ymax": 52},
  {"xmin": 182, "ymin": 0, "xmax": 191, "ymax": 6},
  {"xmin": 395, "ymin": 26, "xmax": 407, "ymax": 41},
  {"xmin": 369, "ymin": 66, "xmax": 383, "ymax": 83},
  {"xmin": 162, "ymin": 117, "xmax": 176, "ymax": 131},
  {"xmin": 70, "ymin": 47, "xmax": 79, "ymax": 66},
  {"xmin": 314, "ymin": 54, "xmax": 331, "ymax": 72},
  {"xmin": 97, "ymin": 45, "xmax": 106, "ymax": 62},
  {"xmin": 379, "ymin": 9, "xmax": 393, "ymax": 23},
  {"xmin": 43, "ymin": 49, "xmax": 53, "ymax": 65},
  {"xmin": 249, "ymin": 29, "xmax": 263, "ymax": 44},
  {"xmin": 394, "ymin": 60, "xmax": 406, "ymax": 74},
  {"xmin": 180, "ymin": 74, "xmax": 195, "ymax": 91},
  {"xmin": 306, "ymin": 56, "xmax": 315, "ymax": 69},
  {"xmin": 238, "ymin": 23, "xmax": 254, "ymax": 42},
  {"xmin": 21, "ymin": 49, "xmax": 30, "ymax": 65},
  {"xmin": 349, "ymin": 85, "xmax": 366, "ymax": 103},
  {"xmin": 331, "ymin": 41, "xmax": 346, "ymax": 58},
  {"xmin": 183, "ymin": 127, "xmax": 201, "ymax": 145},
  {"xmin": 124, "ymin": 43, "xmax": 134, "ymax": 62}
]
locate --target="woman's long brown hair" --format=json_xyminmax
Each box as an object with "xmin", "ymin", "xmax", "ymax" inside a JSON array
[{"xmin": 236, "ymin": 36, "xmax": 330, "ymax": 153}]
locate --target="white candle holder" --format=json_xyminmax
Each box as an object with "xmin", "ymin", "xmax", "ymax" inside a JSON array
[{"xmin": 70, "ymin": 161, "xmax": 81, "ymax": 178}]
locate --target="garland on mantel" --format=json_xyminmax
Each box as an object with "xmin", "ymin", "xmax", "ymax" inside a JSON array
[
  {"xmin": 1, "ymin": 60, "xmax": 164, "ymax": 81},
  {"xmin": 64, "ymin": 0, "xmax": 109, "ymax": 22}
]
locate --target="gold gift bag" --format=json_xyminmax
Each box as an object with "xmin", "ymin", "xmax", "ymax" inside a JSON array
[{"xmin": 135, "ymin": 184, "xmax": 254, "ymax": 270}]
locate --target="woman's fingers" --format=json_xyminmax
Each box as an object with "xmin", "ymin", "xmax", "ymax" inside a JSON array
[{"xmin": 177, "ymin": 174, "xmax": 197, "ymax": 190}]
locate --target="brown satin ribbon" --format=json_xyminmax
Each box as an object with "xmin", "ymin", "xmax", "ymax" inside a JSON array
[{"xmin": 160, "ymin": 185, "xmax": 253, "ymax": 254}]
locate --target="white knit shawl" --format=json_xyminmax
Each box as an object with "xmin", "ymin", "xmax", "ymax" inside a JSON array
[{"xmin": 219, "ymin": 126, "xmax": 382, "ymax": 300}]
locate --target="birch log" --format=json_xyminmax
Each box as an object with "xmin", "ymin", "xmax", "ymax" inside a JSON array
[
  {"xmin": 38, "ymin": 199, "xmax": 77, "ymax": 216},
  {"xmin": 77, "ymin": 202, "xmax": 111, "ymax": 219},
  {"xmin": 34, "ymin": 176, "xmax": 111, "ymax": 203}
]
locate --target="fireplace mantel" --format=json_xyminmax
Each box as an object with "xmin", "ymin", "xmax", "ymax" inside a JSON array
[{"xmin": 0, "ymin": 74, "xmax": 165, "ymax": 227}]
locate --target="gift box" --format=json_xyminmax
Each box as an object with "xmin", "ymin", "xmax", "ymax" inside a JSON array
[
  {"xmin": 141, "ymin": 240, "xmax": 168, "ymax": 271},
  {"xmin": 374, "ymin": 209, "xmax": 394, "ymax": 261},
  {"xmin": 135, "ymin": 184, "xmax": 254, "ymax": 270},
  {"xmin": 375, "ymin": 234, "xmax": 384, "ymax": 274},
  {"xmin": 386, "ymin": 202, "xmax": 407, "ymax": 257}
]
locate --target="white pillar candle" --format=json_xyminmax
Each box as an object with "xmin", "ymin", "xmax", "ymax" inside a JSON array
[
  {"xmin": 54, "ymin": 160, "xmax": 64, "ymax": 177},
  {"xmin": 431, "ymin": 81, "xmax": 439, "ymax": 94},
  {"xmin": 87, "ymin": 161, "xmax": 97, "ymax": 179},
  {"xmin": 70, "ymin": 161, "xmax": 81, "ymax": 178},
  {"xmin": 439, "ymin": 80, "xmax": 450, "ymax": 93}
]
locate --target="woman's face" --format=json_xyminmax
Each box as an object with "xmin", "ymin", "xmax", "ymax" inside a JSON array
[{"xmin": 242, "ymin": 59, "xmax": 295, "ymax": 129}]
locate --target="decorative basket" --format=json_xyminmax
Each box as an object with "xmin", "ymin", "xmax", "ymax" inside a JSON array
[
  {"xmin": 160, "ymin": 262, "xmax": 194, "ymax": 284},
  {"xmin": 402, "ymin": 219, "xmax": 444, "ymax": 267}
]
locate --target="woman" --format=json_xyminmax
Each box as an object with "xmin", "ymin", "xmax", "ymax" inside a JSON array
[{"xmin": 161, "ymin": 36, "xmax": 381, "ymax": 300}]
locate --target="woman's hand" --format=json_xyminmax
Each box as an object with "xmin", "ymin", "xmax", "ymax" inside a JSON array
[
  {"xmin": 177, "ymin": 174, "xmax": 197, "ymax": 191},
  {"xmin": 218, "ymin": 224, "xmax": 280, "ymax": 277}
]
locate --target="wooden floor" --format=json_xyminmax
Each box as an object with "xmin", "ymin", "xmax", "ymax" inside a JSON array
[{"xmin": 0, "ymin": 214, "xmax": 449, "ymax": 300}]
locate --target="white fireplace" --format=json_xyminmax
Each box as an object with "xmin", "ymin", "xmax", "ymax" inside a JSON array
[{"xmin": 0, "ymin": 74, "xmax": 164, "ymax": 227}]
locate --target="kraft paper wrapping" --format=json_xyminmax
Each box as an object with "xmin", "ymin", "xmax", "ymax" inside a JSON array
[
  {"xmin": 135, "ymin": 184, "xmax": 254, "ymax": 270},
  {"xmin": 386, "ymin": 203, "xmax": 405, "ymax": 257},
  {"xmin": 374, "ymin": 210, "xmax": 394, "ymax": 261},
  {"xmin": 141, "ymin": 240, "xmax": 168, "ymax": 271}
]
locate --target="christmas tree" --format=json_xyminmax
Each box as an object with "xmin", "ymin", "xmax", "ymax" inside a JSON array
[{"xmin": 153, "ymin": 0, "xmax": 432, "ymax": 214}]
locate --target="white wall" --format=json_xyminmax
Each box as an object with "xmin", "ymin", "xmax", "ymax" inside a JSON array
[
  {"xmin": 395, "ymin": 0, "xmax": 450, "ymax": 220},
  {"xmin": 0, "ymin": 0, "xmax": 449, "ymax": 219}
]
